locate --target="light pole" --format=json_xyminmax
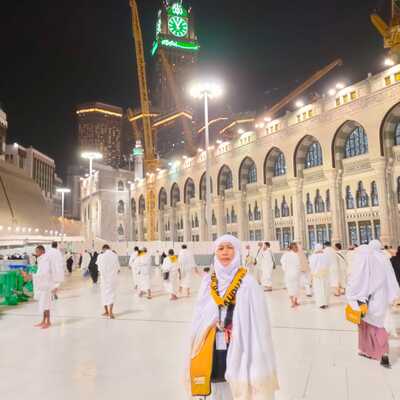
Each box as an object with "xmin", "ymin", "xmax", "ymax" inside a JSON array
[
  {"xmin": 81, "ymin": 151, "xmax": 102, "ymax": 248},
  {"xmin": 190, "ymin": 81, "xmax": 223, "ymax": 241},
  {"xmin": 56, "ymin": 188, "xmax": 71, "ymax": 241}
]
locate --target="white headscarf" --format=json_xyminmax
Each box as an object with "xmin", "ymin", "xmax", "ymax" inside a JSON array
[{"xmin": 213, "ymin": 234, "xmax": 242, "ymax": 294}]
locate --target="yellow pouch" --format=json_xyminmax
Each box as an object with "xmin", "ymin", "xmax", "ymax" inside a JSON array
[
  {"xmin": 345, "ymin": 303, "xmax": 368, "ymax": 325},
  {"xmin": 190, "ymin": 327, "xmax": 216, "ymax": 397}
]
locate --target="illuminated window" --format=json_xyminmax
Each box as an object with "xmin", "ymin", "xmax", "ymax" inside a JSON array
[
  {"xmin": 350, "ymin": 91, "xmax": 357, "ymax": 100},
  {"xmin": 305, "ymin": 142, "xmax": 323, "ymax": 168},
  {"xmin": 306, "ymin": 193, "xmax": 313, "ymax": 214},
  {"xmin": 344, "ymin": 127, "xmax": 368, "ymax": 158},
  {"xmin": 336, "ymin": 98, "xmax": 341, "ymax": 107},
  {"xmin": 308, "ymin": 110, "xmax": 313, "ymax": 118},
  {"xmin": 356, "ymin": 181, "xmax": 369, "ymax": 208},
  {"xmin": 343, "ymin": 94, "xmax": 349, "ymax": 103},
  {"xmin": 385, "ymin": 76, "xmax": 392, "ymax": 86},
  {"xmin": 346, "ymin": 186, "xmax": 355, "ymax": 209},
  {"xmin": 274, "ymin": 199, "xmax": 280, "ymax": 218},
  {"xmin": 395, "ymin": 72, "xmax": 400, "ymax": 82},
  {"xmin": 395, "ymin": 123, "xmax": 400, "ymax": 145},
  {"xmin": 314, "ymin": 189, "xmax": 325, "ymax": 213},
  {"xmin": 281, "ymin": 196, "xmax": 290, "ymax": 217},
  {"xmin": 273, "ymin": 152, "xmax": 286, "ymax": 176},
  {"xmin": 371, "ymin": 181, "xmax": 379, "ymax": 206}
]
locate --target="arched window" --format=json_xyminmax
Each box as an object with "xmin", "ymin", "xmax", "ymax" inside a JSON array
[
  {"xmin": 117, "ymin": 224, "xmax": 124, "ymax": 236},
  {"xmin": 117, "ymin": 200, "xmax": 125, "ymax": 214},
  {"xmin": 248, "ymin": 204, "xmax": 253, "ymax": 221},
  {"xmin": 371, "ymin": 181, "xmax": 379, "ymax": 206},
  {"xmin": 117, "ymin": 180, "xmax": 124, "ymax": 191},
  {"xmin": 305, "ymin": 142, "xmax": 323, "ymax": 168},
  {"xmin": 254, "ymin": 201, "xmax": 261, "ymax": 220},
  {"xmin": 306, "ymin": 193, "xmax": 313, "ymax": 214},
  {"xmin": 212, "ymin": 210, "xmax": 217, "ymax": 226},
  {"xmin": 395, "ymin": 123, "xmax": 400, "ymax": 146},
  {"xmin": 273, "ymin": 152, "xmax": 286, "ymax": 176},
  {"xmin": 281, "ymin": 196, "xmax": 290, "ymax": 217},
  {"xmin": 231, "ymin": 206, "xmax": 237, "ymax": 223},
  {"xmin": 226, "ymin": 209, "xmax": 231, "ymax": 224},
  {"xmin": 344, "ymin": 127, "xmax": 368, "ymax": 158},
  {"xmin": 356, "ymin": 181, "xmax": 369, "ymax": 208},
  {"xmin": 346, "ymin": 186, "xmax": 355, "ymax": 209},
  {"xmin": 170, "ymin": 183, "xmax": 180, "ymax": 207},
  {"xmin": 195, "ymin": 213, "xmax": 199, "ymax": 227},
  {"xmin": 248, "ymin": 164, "xmax": 257, "ymax": 184},
  {"xmin": 274, "ymin": 199, "xmax": 280, "ymax": 218},
  {"xmin": 131, "ymin": 198, "xmax": 136, "ymax": 217},
  {"xmin": 314, "ymin": 190, "xmax": 325, "ymax": 213},
  {"xmin": 326, "ymin": 190, "xmax": 331, "ymax": 212},
  {"xmin": 218, "ymin": 165, "xmax": 233, "ymax": 195}
]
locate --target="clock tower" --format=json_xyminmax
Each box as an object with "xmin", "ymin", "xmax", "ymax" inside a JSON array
[{"xmin": 151, "ymin": 1, "xmax": 199, "ymax": 112}]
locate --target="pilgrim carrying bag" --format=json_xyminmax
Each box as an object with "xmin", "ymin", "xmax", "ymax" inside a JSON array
[
  {"xmin": 190, "ymin": 327, "xmax": 216, "ymax": 397},
  {"xmin": 345, "ymin": 297, "xmax": 370, "ymax": 325}
]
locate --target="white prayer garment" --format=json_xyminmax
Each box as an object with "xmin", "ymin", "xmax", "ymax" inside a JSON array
[
  {"xmin": 347, "ymin": 241, "xmax": 400, "ymax": 328},
  {"xmin": 47, "ymin": 247, "xmax": 65, "ymax": 289},
  {"xmin": 129, "ymin": 250, "xmax": 139, "ymax": 287},
  {"xmin": 133, "ymin": 253, "xmax": 152, "ymax": 291},
  {"xmin": 97, "ymin": 250, "xmax": 120, "ymax": 306},
  {"xmin": 309, "ymin": 245, "xmax": 330, "ymax": 307},
  {"xmin": 324, "ymin": 246, "xmax": 339, "ymax": 288},
  {"xmin": 161, "ymin": 256, "xmax": 179, "ymax": 295},
  {"xmin": 298, "ymin": 245, "xmax": 312, "ymax": 296},
  {"xmin": 335, "ymin": 250, "xmax": 348, "ymax": 288},
  {"xmin": 258, "ymin": 248, "xmax": 274, "ymax": 287},
  {"xmin": 35, "ymin": 254, "xmax": 54, "ymax": 313},
  {"xmin": 178, "ymin": 248, "xmax": 196, "ymax": 289},
  {"xmin": 81, "ymin": 252, "xmax": 91, "ymax": 271},
  {"xmin": 281, "ymin": 250, "xmax": 301, "ymax": 297},
  {"xmin": 189, "ymin": 234, "xmax": 279, "ymax": 400},
  {"xmin": 346, "ymin": 249, "xmax": 356, "ymax": 278}
]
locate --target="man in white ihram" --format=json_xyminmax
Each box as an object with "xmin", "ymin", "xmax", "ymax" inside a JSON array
[
  {"xmin": 133, "ymin": 247, "xmax": 152, "ymax": 299},
  {"xmin": 257, "ymin": 242, "xmax": 275, "ymax": 291},
  {"xmin": 178, "ymin": 244, "xmax": 197, "ymax": 297},
  {"xmin": 47, "ymin": 241, "xmax": 64, "ymax": 300},
  {"xmin": 129, "ymin": 246, "xmax": 140, "ymax": 291},
  {"xmin": 97, "ymin": 244, "xmax": 120, "ymax": 319}
]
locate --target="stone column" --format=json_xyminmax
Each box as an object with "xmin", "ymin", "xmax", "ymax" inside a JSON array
[
  {"xmin": 138, "ymin": 215, "xmax": 144, "ymax": 241},
  {"xmin": 371, "ymin": 158, "xmax": 393, "ymax": 246},
  {"xmin": 261, "ymin": 185, "xmax": 273, "ymax": 240},
  {"xmin": 216, "ymin": 197, "xmax": 226, "ymax": 237},
  {"xmin": 183, "ymin": 204, "xmax": 191, "ymax": 242},
  {"xmin": 158, "ymin": 210, "xmax": 165, "ymax": 241},
  {"xmin": 288, "ymin": 178, "xmax": 306, "ymax": 245},
  {"xmin": 199, "ymin": 202, "xmax": 207, "ymax": 241},
  {"xmin": 325, "ymin": 169, "xmax": 345, "ymax": 245},
  {"xmin": 237, "ymin": 192, "xmax": 248, "ymax": 240}
]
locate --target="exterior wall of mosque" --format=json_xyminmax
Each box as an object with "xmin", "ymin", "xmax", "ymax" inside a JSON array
[{"xmin": 132, "ymin": 64, "xmax": 400, "ymax": 248}]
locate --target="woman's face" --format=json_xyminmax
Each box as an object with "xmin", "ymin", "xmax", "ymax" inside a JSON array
[{"xmin": 216, "ymin": 242, "xmax": 235, "ymax": 267}]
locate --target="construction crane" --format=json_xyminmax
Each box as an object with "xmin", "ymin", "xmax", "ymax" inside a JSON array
[
  {"xmin": 371, "ymin": 0, "xmax": 400, "ymax": 61},
  {"xmin": 129, "ymin": 0, "xmax": 157, "ymax": 240},
  {"xmin": 259, "ymin": 58, "xmax": 343, "ymax": 122}
]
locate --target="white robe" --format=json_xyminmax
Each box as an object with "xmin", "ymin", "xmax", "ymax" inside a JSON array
[
  {"xmin": 347, "ymin": 244, "xmax": 400, "ymax": 328},
  {"xmin": 81, "ymin": 252, "xmax": 91, "ymax": 270},
  {"xmin": 309, "ymin": 252, "xmax": 330, "ymax": 307},
  {"xmin": 162, "ymin": 257, "xmax": 179, "ymax": 295},
  {"xmin": 178, "ymin": 249, "xmax": 196, "ymax": 289},
  {"xmin": 133, "ymin": 254, "xmax": 152, "ymax": 291},
  {"xmin": 97, "ymin": 250, "xmax": 120, "ymax": 306},
  {"xmin": 335, "ymin": 250, "xmax": 347, "ymax": 288},
  {"xmin": 47, "ymin": 248, "xmax": 64, "ymax": 289},
  {"xmin": 129, "ymin": 251, "xmax": 139, "ymax": 287},
  {"xmin": 324, "ymin": 247, "xmax": 339, "ymax": 287},
  {"xmin": 281, "ymin": 251, "xmax": 301, "ymax": 297},
  {"xmin": 258, "ymin": 249, "xmax": 274, "ymax": 287},
  {"xmin": 35, "ymin": 254, "xmax": 54, "ymax": 313}
]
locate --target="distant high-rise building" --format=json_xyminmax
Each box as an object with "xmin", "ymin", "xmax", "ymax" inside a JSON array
[
  {"xmin": 76, "ymin": 102, "xmax": 123, "ymax": 168},
  {"xmin": 0, "ymin": 106, "xmax": 7, "ymax": 159},
  {"xmin": 151, "ymin": 1, "xmax": 199, "ymax": 113}
]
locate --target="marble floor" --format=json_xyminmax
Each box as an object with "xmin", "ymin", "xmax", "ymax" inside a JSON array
[{"xmin": 1, "ymin": 268, "xmax": 400, "ymax": 400}]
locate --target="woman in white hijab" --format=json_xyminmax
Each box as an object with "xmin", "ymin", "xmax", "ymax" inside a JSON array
[
  {"xmin": 346, "ymin": 240, "xmax": 400, "ymax": 368},
  {"xmin": 309, "ymin": 244, "xmax": 330, "ymax": 309},
  {"xmin": 188, "ymin": 234, "xmax": 279, "ymax": 399}
]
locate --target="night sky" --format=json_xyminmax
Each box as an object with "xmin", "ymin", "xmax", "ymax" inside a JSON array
[{"xmin": 0, "ymin": 0, "xmax": 390, "ymax": 177}]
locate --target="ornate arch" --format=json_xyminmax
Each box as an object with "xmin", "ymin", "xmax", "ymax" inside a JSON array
[
  {"xmin": 239, "ymin": 156, "xmax": 257, "ymax": 189},
  {"xmin": 170, "ymin": 183, "xmax": 180, "ymax": 207},
  {"xmin": 380, "ymin": 102, "xmax": 400, "ymax": 157},
  {"xmin": 264, "ymin": 147, "xmax": 286, "ymax": 183},
  {"xmin": 217, "ymin": 165, "xmax": 233, "ymax": 195},
  {"xmin": 184, "ymin": 178, "xmax": 196, "ymax": 204},
  {"xmin": 158, "ymin": 187, "xmax": 167, "ymax": 210},
  {"xmin": 294, "ymin": 135, "xmax": 322, "ymax": 177}
]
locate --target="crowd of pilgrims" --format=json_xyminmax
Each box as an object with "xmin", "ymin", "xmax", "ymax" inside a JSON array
[{"xmin": 27, "ymin": 236, "xmax": 400, "ymax": 399}]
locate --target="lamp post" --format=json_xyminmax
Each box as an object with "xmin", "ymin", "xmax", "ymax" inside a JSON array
[
  {"xmin": 56, "ymin": 188, "xmax": 71, "ymax": 241},
  {"xmin": 81, "ymin": 151, "xmax": 102, "ymax": 248},
  {"xmin": 190, "ymin": 81, "xmax": 223, "ymax": 241}
]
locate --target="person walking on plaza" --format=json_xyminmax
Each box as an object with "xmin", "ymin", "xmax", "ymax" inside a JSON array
[
  {"xmin": 178, "ymin": 244, "xmax": 197, "ymax": 297},
  {"xmin": 298, "ymin": 243, "xmax": 312, "ymax": 297},
  {"xmin": 66, "ymin": 253, "xmax": 74, "ymax": 275},
  {"xmin": 309, "ymin": 244, "xmax": 330, "ymax": 309},
  {"xmin": 162, "ymin": 249, "xmax": 179, "ymax": 300},
  {"xmin": 154, "ymin": 250, "xmax": 161, "ymax": 267},
  {"xmin": 188, "ymin": 234, "xmax": 279, "ymax": 400},
  {"xmin": 324, "ymin": 241, "xmax": 341, "ymax": 296},
  {"xmin": 129, "ymin": 246, "xmax": 140, "ymax": 291},
  {"xmin": 97, "ymin": 244, "xmax": 120, "ymax": 319},
  {"xmin": 133, "ymin": 247, "xmax": 152, "ymax": 299},
  {"xmin": 335, "ymin": 243, "xmax": 348, "ymax": 294},
  {"xmin": 88, "ymin": 251, "xmax": 99, "ymax": 284},
  {"xmin": 281, "ymin": 242, "xmax": 302, "ymax": 307},
  {"xmin": 33, "ymin": 245, "xmax": 54, "ymax": 329},
  {"xmin": 347, "ymin": 240, "xmax": 400, "ymax": 368},
  {"xmin": 47, "ymin": 241, "xmax": 64, "ymax": 300},
  {"xmin": 81, "ymin": 250, "xmax": 91, "ymax": 275},
  {"xmin": 258, "ymin": 242, "xmax": 274, "ymax": 291}
]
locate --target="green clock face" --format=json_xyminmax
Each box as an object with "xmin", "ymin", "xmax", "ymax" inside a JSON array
[{"xmin": 168, "ymin": 16, "xmax": 188, "ymax": 38}]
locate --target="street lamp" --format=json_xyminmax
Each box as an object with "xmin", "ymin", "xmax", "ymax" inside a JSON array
[
  {"xmin": 81, "ymin": 151, "xmax": 102, "ymax": 249},
  {"xmin": 190, "ymin": 80, "xmax": 223, "ymax": 240},
  {"xmin": 56, "ymin": 188, "xmax": 71, "ymax": 240}
]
